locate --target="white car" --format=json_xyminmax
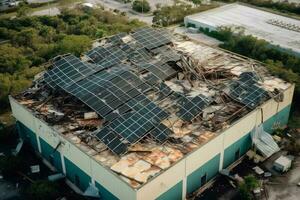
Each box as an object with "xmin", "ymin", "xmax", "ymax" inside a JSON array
[{"xmin": 8, "ymin": 1, "xmax": 20, "ymax": 7}]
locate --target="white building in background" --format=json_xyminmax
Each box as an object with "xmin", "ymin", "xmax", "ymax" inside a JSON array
[{"xmin": 184, "ymin": 3, "xmax": 300, "ymax": 56}]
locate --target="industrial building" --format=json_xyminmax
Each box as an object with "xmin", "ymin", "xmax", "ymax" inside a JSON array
[
  {"xmin": 184, "ymin": 3, "xmax": 300, "ymax": 56},
  {"xmin": 10, "ymin": 28, "xmax": 294, "ymax": 200}
]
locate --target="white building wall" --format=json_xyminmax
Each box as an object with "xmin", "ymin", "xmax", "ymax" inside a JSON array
[{"xmin": 136, "ymin": 159, "xmax": 185, "ymax": 200}]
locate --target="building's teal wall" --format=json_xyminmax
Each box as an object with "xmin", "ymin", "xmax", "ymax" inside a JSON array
[
  {"xmin": 64, "ymin": 157, "xmax": 91, "ymax": 191},
  {"xmin": 187, "ymin": 154, "xmax": 220, "ymax": 194},
  {"xmin": 223, "ymin": 133, "xmax": 252, "ymax": 169},
  {"xmin": 16, "ymin": 121, "xmax": 39, "ymax": 151},
  {"xmin": 95, "ymin": 181, "xmax": 119, "ymax": 200},
  {"xmin": 263, "ymin": 104, "xmax": 291, "ymax": 134},
  {"xmin": 156, "ymin": 181, "xmax": 182, "ymax": 200},
  {"xmin": 39, "ymin": 137, "xmax": 63, "ymax": 172}
]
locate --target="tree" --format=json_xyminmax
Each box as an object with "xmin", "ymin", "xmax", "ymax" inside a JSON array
[
  {"xmin": 238, "ymin": 175, "xmax": 259, "ymax": 200},
  {"xmin": 0, "ymin": 73, "xmax": 12, "ymax": 108},
  {"xmin": 0, "ymin": 44, "xmax": 31, "ymax": 74},
  {"xmin": 57, "ymin": 35, "xmax": 92, "ymax": 56},
  {"xmin": 13, "ymin": 28, "xmax": 41, "ymax": 48},
  {"xmin": 132, "ymin": 0, "xmax": 151, "ymax": 13},
  {"xmin": 191, "ymin": 0, "xmax": 202, "ymax": 4},
  {"xmin": 17, "ymin": 3, "xmax": 30, "ymax": 18}
]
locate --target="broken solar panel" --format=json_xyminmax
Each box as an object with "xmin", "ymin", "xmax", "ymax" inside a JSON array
[
  {"xmin": 109, "ymin": 102, "xmax": 169, "ymax": 144},
  {"xmin": 44, "ymin": 55, "xmax": 97, "ymax": 89},
  {"xmin": 131, "ymin": 28, "xmax": 171, "ymax": 50},
  {"xmin": 228, "ymin": 72, "xmax": 269, "ymax": 109},
  {"xmin": 107, "ymin": 32, "xmax": 127, "ymax": 45},
  {"xmin": 177, "ymin": 95, "xmax": 210, "ymax": 121},
  {"xmin": 67, "ymin": 67, "xmax": 151, "ymax": 118},
  {"xmin": 137, "ymin": 62, "xmax": 177, "ymax": 80},
  {"xmin": 151, "ymin": 46, "xmax": 181, "ymax": 62},
  {"xmin": 86, "ymin": 46, "xmax": 114, "ymax": 63},
  {"xmin": 96, "ymin": 127, "xmax": 128, "ymax": 155},
  {"xmin": 86, "ymin": 46, "xmax": 127, "ymax": 68},
  {"xmin": 150, "ymin": 123, "xmax": 172, "ymax": 143}
]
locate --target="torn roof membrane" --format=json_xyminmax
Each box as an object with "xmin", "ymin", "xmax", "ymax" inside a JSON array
[{"xmin": 15, "ymin": 27, "xmax": 291, "ymax": 187}]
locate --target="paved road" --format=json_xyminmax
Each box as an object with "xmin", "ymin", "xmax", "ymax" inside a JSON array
[
  {"xmin": 86, "ymin": 0, "xmax": 153, "ymax": 24},
  {"xmin": 31, "ymin": 7, "xmax": 60, "ymax": 16},
  {"xmin": 18, "ymin": 0, "xmax": 191, "ymax": 24}
]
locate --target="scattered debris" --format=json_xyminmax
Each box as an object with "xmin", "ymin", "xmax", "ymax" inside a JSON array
[
  {"xmin": 48, "ymin": 173, "xmax": 65, "ymax": 182},
  {"xmin": 12, "ymin": 139, "xmax": 24, "ymax": 156},
  {"xmin": 251, "ymin": 125, "xmax": 280, "ymax": 158},
  {"xmin": 253, "ymin": 166, "xmax": 264, "ymax": 175},
  {"xmin": 264, "ymin": 172, "xmax": 272, "ymax": 177},
  {"xmin": 83, "ymin": 184, "xmax": 100, "ymax": 198},
  {"xmin": 273, "ymin": 155, "xmax": 292, "ymax": 172},
  {"xmin": 84, "ymin": 112, "xmax": 98, "ymax": 120},
  {"xmin": 30, "ymin": 165, "xmax": 40, "ymax": 174}
]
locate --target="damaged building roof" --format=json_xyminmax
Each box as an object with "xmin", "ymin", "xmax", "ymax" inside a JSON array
[{"xmin": 14, "ymin": 27, "xmax": 291, "ymax": 188}]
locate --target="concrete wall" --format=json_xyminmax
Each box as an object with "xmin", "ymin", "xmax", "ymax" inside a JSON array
[{"xmin": 10, "ymin": 97, "xmax": 136, "ymax": 200}]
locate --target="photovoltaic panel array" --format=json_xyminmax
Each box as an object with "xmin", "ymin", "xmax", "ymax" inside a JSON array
[
  {"xmin": 108, "ymin": 101, "xmax": 169, "ymax": 144},
  {"xmin": 44, "ymin": 55, "xmax": 98, "ymax": 89},
  {"xmin": 107, "ymin": 32, "xmax": 127, "ymax": 45},
  {"xmin": 228, "ymin": 72, "xmax": 269, "ymax": 109},
  {"xmin": 65, "ymin": 67, "xmax": 152, "ymax": 119},
  {"xmin": 151, "ymin": 46, "xmax": 181, "ymax": 62},
  {"xmin": 150, "ymin": 123, "xmax": 172, "ymax": 143},
  {"xmin": 137, "ymin": 62, "xmax": 177, "ymax": 80},
  {"xmin": 177, "ymin": 95, "xmax": 210, "ymax": 121},
  {"xmin": 44, "ymin": 28, "xmax": 186, "ymax": 155},
  {"xmin": 131, "ymin": 27, "xmax": 171, "ymax": 50},
  {"xmin": 86, "ymin": 46, "xmax": 127, "ymax": 68},
  {"xmin": 96, "ymin": 127, "xmax": 128, "ymax": 155}
]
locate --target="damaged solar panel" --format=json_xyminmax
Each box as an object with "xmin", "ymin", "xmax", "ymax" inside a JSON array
[
  {"xmin": 132, "ymin": 27, "xmax": 171, "ymax": 50},
  {"xmin": 228, "ymin": 72, "xmax": 270, "ymax": 109},
  {"xmin": 44, "ymin": 55, "xmax": 97, "ymax": 89},
  {"xmin": 177, "ymin": 95, "xmax": 210, "ymax": 121}
]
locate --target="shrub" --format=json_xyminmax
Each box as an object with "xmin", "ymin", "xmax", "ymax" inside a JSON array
[{"xmin": 238, "ymin": 175, "xmax": 259, "ymax": 200}]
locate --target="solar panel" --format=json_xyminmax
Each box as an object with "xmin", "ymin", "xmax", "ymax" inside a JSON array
[
  {"xmin": 177, "ymin": 95, "xmax": 210, "ymax": 121},
  {"xmin": 131, "ymin": 28, "xmax": 171, "ymax": 50},
  {"xmin": 109, "ymin": 101, "xmax": 169, "ymax": 144},
  {"xmin": 86, "ymin": 46, "xmax": 114, "ymax": 63},
  {"xmin": 137, "ymin": 62, "xmax": 177, "ymax": 80},
  {"xmin": 107, "ymin": 32, "xmax": 127, "ymax": 45},
  {"xmin": 44, "ymin": 55, "xmax": 98, "ymax": 89},
  {"xmin": 98, "ymin": 48, "xmax": 127, "ymax": 68},
  {"xmin": 69, "ymin": 68, "xmax": 149, "ymax": 118},
  {"xmin": 151, "ymin": 46, "xmax": 181, "ymax": 62},
  {"xmin": 150, "ymin": 123, "xmax": 172, "ymax": 143},
  {"xmin": 86, "ymin": 46, "xmax": 127, "ymax": 68},
  {"xmin": 228, "ymin": 72, "xmax": 269, "ymax": 109},
  {"xmin": 96, "ymin": 127, "xmax": 128, "ymax": 155}
]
